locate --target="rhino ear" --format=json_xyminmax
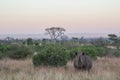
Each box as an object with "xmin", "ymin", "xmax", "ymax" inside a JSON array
[
  {"xmin": 82, "ymin": 52, "xmax": 85, "ymax": 56},
  {"xmin": 75, "ymin": 52, "xmax": 78, "ymax": 56}
]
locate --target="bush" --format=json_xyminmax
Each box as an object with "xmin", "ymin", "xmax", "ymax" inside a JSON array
[
  {"xmin": 67, "ymin": 46, "xmax": 99, "ymax": 60},
  {"xmin": 107, "ymin": 49, "xmax": 120, "ymax": 57},
  {"xmin": 0, "ymin": 51, "xmax": 4, "ymax": 59},
  {"xmin": 112, "ymin": 50, "xmax": 120, "ymax": 57},
  {"xmin": 0, "ymin": 44, "xmax": 10, "ymax": 53},
  {"xmin": 32, "ymin": 44, "xmax": 68, "ymax": 67},
  {"xmin": 94, "ymin": 47, "xmax": 120, "ymax": 57},
  {"xmin": 32, "ymin": 45, "xmax": 45, "ymax": 52},
  {"xmin": 0, "ymin": 44, "xmax": 10, "ymax": 59},
  {"xmin": 26, "ymin": 38, "xmax": 33, "ymax": 45},
  {"xmin": 96, "ymin": 47, "xmax": 109, "ymax": 57},
  {"xmin": 6, "ymin": 44, "xmax": 33, "ymax": 59},
  {"xmin": 78, "ymin": 46, "xmax": 98, "ymax": 60},
  {"xmin": 67, "ymin": 48, "xmax": 78, "ymax": 60}
]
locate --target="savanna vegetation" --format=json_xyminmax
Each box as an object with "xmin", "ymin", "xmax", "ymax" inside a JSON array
[{"xmin": 0, "ymin": 27, "xmax": 120, "ymax": 80}]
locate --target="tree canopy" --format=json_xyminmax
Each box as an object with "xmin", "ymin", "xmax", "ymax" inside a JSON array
[{"xmin": 45, "ymin": 27, "xmax": 66, "ymax": 41}]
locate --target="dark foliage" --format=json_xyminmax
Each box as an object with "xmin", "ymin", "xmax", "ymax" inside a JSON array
[{"xmin": 32, "ymin": 44, "xmax": 68, "ymax": 67}]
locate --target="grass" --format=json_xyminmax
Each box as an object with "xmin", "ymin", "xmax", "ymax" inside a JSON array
[{"xmin": 0, "ymin": 57, "xmax": 120, "ymax": 80}]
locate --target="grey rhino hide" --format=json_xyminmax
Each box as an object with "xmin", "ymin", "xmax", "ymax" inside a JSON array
[{"xmin": 74, "ymin": 52, "xmax": 92, "ymax": 71}]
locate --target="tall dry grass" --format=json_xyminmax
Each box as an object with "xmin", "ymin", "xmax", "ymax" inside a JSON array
[{"xmin": 0, "ymin": 57, "xmax": 120, "ymax": 80}]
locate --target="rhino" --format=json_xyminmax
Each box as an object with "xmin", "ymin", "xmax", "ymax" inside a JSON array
[{"xmin": 74, "ymin": 52, "xmax": 92, "ymax": 71}]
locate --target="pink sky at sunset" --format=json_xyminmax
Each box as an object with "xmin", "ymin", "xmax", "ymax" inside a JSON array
[{"xmin": 0, "ymin": 0, "xmax": 120, "ymax": 34}]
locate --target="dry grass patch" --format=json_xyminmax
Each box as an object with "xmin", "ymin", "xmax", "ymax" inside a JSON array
[{"xmin": 0, "ymin": 57, "xmax": 120, "ymax": 80}]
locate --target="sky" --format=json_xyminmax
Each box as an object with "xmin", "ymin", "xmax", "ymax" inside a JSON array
[{"xmin": 0, "ymin": 0, "xmax": 120, "ymax": 34}]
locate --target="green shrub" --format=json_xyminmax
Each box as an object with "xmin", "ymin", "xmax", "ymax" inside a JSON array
[
  {"xmin": 67, "ymin": 48, "xmax": 78, "ymax": 60},
  {"xmin": 32, "ymin": 45, "xmax": 44, "ymax": 52},
  {"xmin": 0, "ymin": 44, "xmax": 10, "ymax": 59},
  {"xmin": 67, "ymin": 46, "xmax": 99, "ymax": 60},
  {"xmin": 26, "ymin": 38, "xmax": 33, "ymax": 45},
  {"xmin": 107, "ymin": 49, "xmax": 120, "ymax": 57},
  {"xmin": 112, "ymin": 50, "xmax": 120, "ymax": 57},
  {"xmin": 78, "ymin": 46, "xmax": 98, "ymax": 60},
  {"xmin": 32, "ymin": 44, "xmax": 68, "ymax": 67},
  {"xmin": 0, "ymin": 44, "xmax": 10, "ymax": 53},
  {"xmin": 7, "ymin": 44, "xmax": 33, "ymax": 59},
  {"xmin": 94, "ymin": 47, "xmax": 120, "ymax": 57},
  {"xmin": 0, "ymin": 51, "xmax": 4, "ymax": 59},
  {"xmin": 96, "ymin": 47, "xmax": 109, "ymax": 57}
]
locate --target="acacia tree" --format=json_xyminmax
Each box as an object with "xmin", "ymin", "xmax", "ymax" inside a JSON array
[
  {"xmin": 108, "ymin": 34, "xmax": 120, "ymax": 49},
  {"xmin": 45, "ymin": 27, "xmax": 65, "ymax": 41}
]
